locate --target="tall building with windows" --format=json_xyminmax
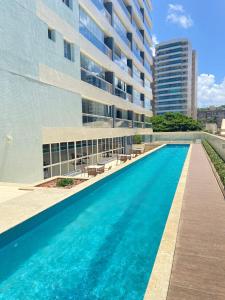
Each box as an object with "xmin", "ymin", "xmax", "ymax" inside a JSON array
[
  {"xmin": 153, "ymin": 39, "xmax": 197, "ymax": 119},
  {"xmin": 0, "ymin": 0, "xmax": 153, "ymax": 183}
]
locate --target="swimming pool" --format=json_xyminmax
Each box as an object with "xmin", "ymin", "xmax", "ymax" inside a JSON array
[{"xmin": 0, "ymin": 145, "xmax": 189, "ymax": 300}]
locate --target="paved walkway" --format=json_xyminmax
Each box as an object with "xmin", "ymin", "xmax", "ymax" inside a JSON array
[{"xmin": 167, "ymin": 144, "xmax": 225, "ymax": 300}]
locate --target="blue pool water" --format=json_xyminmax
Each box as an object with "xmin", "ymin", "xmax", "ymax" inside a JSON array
[{"xmin": 0, "ymin": 145, "xmax": 189, "ymax": 300}]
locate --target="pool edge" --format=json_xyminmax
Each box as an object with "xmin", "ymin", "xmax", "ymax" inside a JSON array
[{"xmin": 144, "ymin": 144, "xmax": 192, "ymax": 300}]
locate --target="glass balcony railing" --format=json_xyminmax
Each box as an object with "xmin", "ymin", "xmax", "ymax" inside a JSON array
[
  {"xmin": 133, "ymin": 72, "xmax": 144, "ymax": 86},
  {"xmin": 136, "ymin": 28, "xmax": 144, "ymax": 43},
  {"xmin": 79, "ymin": 21, "xmax": 112, "ymax": 59},
  {"xmin": 127, "ymin": 93, "xmax": 133, "ymax": 102},
  {"xmin": 91, "ymin": 0, "xmax": 112, "ymax": 24},
  {"xmin": 133, "ymin": 0, "xmax": 143, "ymax": 21},
  {"xmin": 117, "ymin": 0, "xmax": 131, "ymax": 21},
  {"xmin": 145, "ymin": 122, "xmax": 152, "ymax": 128},
  {"xmin": 133, "ymin": 50, "xmax": 144, "ymax": 64},
  {"xmin": 114, "ymin": 26, "xmax": 131, "ymax": 48},
  {"xmin": 133, "ymin": 19, "xmax": 143, "ymax": 43},
  {"xmin": 115, "ymin": 118, "xmax": 133, "ymax": 128},
  {"xmin": 81, "ymin": 68, "xmax": 113, "ymax": 93},
  {"xmin": 144, "ymin": 60, "xmax": 152, "ymax": 74},
  {"xmin": 134, "ymin": 121, "xmax": 145, "ymax": 128},
  {"xmin": 83, "ymin": 113, "xmax": 113, "ymax": 128},
  {"xmin": 128, "ymin": 67, "xmax": 132, "ymax": 76},
  {"xmin": 114, "ymin": 53, "xmax": 129, "ymax": 73},
  {"xmin": 115, "ymin": 87, "xmax": 127, "ymax": 100},
  {"xmin": 144, "ymin": 19, "xmax": 152, "ymax": 40},
  {"xmin": 143, "ymin": 0, "xmax": 152, "ymax": 23},
  {"xmin": 115, "ymin": 87, "xmax": 132, "ymax": 102}
]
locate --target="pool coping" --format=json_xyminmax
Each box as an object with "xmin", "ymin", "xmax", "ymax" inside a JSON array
[
  {"xmin": 144, "ymin": 144, "xmax": 192, "ymax": 300},
  {"xmin": 0, "ymin": 144, "xmax": 166, "ymax": 236}
]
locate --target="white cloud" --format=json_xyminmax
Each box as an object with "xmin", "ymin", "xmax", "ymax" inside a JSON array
[
  {"xmin": 167, "ymin": 3, "xmax": 193, "ymax": 29},
  {"xmin": 151, "ymin": 34, "xmax": 159, "ymax": 57},
  {"xmin": 168, "ymin": 4, "xmax": 184, "ymax": 13},
  {"xmin": 198, "ymin": 74, "xmax": 225, "ymax": 107}
]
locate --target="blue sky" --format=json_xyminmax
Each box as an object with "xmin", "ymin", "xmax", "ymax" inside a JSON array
[{"xmin": 152, "ymin": 0, "xmax": 225, "ymax": 107}]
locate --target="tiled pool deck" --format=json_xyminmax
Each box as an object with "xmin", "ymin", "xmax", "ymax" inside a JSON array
[{"xmin": 167, "ymin": 144, "xmax": 225, "ymax": 300}]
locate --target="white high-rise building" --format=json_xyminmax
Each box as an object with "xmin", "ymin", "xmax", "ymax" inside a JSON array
[
  {"xmin": 153, "ymin": 39, "xmax": 197, "ymax": 119},
  {"xmin": 0, "ymin": 0, "xmax": 153, "ymax": 183}
]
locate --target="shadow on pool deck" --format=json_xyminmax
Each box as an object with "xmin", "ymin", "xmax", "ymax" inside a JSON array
[{"xmin": 167, "ymin": 144, "xmax": 225, "ymax": 300}]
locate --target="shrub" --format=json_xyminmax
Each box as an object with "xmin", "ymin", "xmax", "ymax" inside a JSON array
[
  {"xmin": 202, "ymin": 140, "xmax": 225, "ymax": 186},
  {"xmin": 133, "ymin": 134, "xmax": 142, "ymax": 144},
  {"xmin": 57, "ymin": 178, "xmax": 74, "ymax": 187}
]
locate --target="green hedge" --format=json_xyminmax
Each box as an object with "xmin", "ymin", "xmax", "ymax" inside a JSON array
[{"xmin": 202, "ymin": 140, "xmax": 225, "ymax": 186}]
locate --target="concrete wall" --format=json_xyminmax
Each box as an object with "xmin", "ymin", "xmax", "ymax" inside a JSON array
[
  {"xmin": 151, "ymin": 132, "xmax": 203, "ymax": 143},
  {"xmin": 150, "ymin": 132, "xmax": 225, "ymax": 161},
  {"xmin": 0, "ymin": 0, "xmax": 82, "ymax": 183},
  {"xmin": 204, "ymin": 133, "xmax": 225, "ymax": 161}
]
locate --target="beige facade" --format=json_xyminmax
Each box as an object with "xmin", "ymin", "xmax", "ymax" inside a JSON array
[{"xmin": 0, "ymin": 0, "xmax": 153, "ymax": 183}]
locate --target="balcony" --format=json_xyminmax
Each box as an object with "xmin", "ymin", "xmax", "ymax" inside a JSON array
[
  {"xmin": 115, "ymin": 87, "xmax": 127, "ymax": 100},
  {"xmin": 79, "ymin": 20, "xmax": 112, "ymax": 59},
  {"xmin": 81, "ymin": 68, "xmax": 113, "ymax": 93},
  {"xmin": 144, "ymin": 60, "xmax": 152, "ymax": 74},
  {"xmin": 133, "ymin": 19, "xmax": 144, "ymax": 43},
  {"xmin": 133, "ymin": 73, "xmax": 144, "ymax": 86},
  {"xmin": 143, "ymin": 0, "xmax": 153, "ymax": 24},
  {"xmin": 115, "ymin": 118, "xmax": 133, "ymax": 128},
  {"xmin": 133, "ymin": 50, "xmax": 144, "ymax": 64},
  {"xmin": 91, "ymin": 0, "xmax": 112, "ymax": 24},
  {"xmin": 128, "ymin": 67, "xmax": 132, "ymax": 76},
  {"xmin": 117, "ymin": 0, "xmax": 131, "ymax": 21},
  {"xmin": 145, "ymin": 122, "xmax": 152, "ymax": 128},
  {"xmin": 127, "ymin": 93, "xmax": 133, "ymax": 102},
  {"xmin": 133, "ymin": 0, "xmax": 143, "ymax": 21},
  {"xmin": 113, "ymin": 53, "xmax": 129, "ymax": 73},
  {"xmin": 135, "ymin": 28, "xmax": 144, "ymax": 43},
  {"xmin": 144, "ymin": 19, "xmax": 152, "ymax": 40},
  {"xmin": 114, "ymin": 26, "xmax": 131, "ymax": 49},
  {"xmin": 83, "ymin": 114, "xmax": 113, "ymax": 128},
  {"xmin": 134, "ymin": 121, "xmax": 145, "ymax": 128}
]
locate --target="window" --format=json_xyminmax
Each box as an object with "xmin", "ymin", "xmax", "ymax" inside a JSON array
[
  {"xmin": 43, "ymin": 144, "xmax": 51, "ymax": 166},
  {"xmin": 64, "ymin": 40, "xmax": 73, "ymax": 61},
  {"xmin": 60, "ymin": 142, "xmax": 68, "ymax": 162},
  {"xmin": 51, "ymin": 143, "xmax": 60, "ymax": 164},
  {"xmin": 62, "ymin": 0, "xmax": 72, "ymax": 9},
  {"xmin": 48, "ymin": 28, "xmax": 55, "ymax": 41},
  {"xmin": 42, "ymin": 137, "xmax": 128, "ymax": 179}
]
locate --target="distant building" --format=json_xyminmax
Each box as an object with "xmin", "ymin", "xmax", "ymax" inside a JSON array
[
  {"xmin": 153, "ymin": 39, "xmax": 197, "ymax": 119},
  {"xmin": 205, "ymin": 123, "xmax": 218, "ymax": 135},
  {"xmin": 198, "ymin": 106, "xmax": 225, "ymax": 128}
]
